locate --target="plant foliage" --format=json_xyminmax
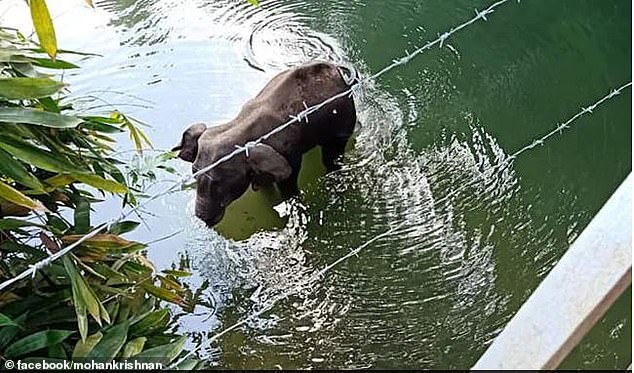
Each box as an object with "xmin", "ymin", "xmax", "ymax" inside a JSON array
[{"xmin": 0, "ymin": 1, "xmax": 203, "ymax": 368}]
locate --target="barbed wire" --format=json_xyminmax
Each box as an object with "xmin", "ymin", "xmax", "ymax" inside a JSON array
[
  {"xmin": 168, "ymin": 224, "xmax": 403, "ymax": 368},
  {"xmin": 434, "ymin": 81, "xmax": 632, "ymax": 206},
  {"xmin": 509, "ymin": 82, "xmax": 632, "ymax": 158},
  {"xmin": 0, "ymin": 0, "xmax": 516, "ymax": 292},
  {"xmin": 167, "ymin": 78, "xmax": 632, "ymax": 368}
]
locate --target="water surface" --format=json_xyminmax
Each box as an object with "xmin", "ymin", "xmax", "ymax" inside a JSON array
[{"xmin": 1, "ymin": 0, "xmax": 630, "ymax": 369}]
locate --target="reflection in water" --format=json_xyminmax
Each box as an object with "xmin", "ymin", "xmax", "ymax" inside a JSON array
[{"xmin": 2, "ymin": 0, "xmax": 629, "ymax": 369}]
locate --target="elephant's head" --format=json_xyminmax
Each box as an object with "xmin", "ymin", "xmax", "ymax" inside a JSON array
[{"xmin": 173, "ymin": 123, "xmax": 292, "ymax": 227}]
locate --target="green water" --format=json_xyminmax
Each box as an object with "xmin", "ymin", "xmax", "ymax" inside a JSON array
[{"xmin": 1, "ymin": 0, "xmax": 630, "ymax": 369}]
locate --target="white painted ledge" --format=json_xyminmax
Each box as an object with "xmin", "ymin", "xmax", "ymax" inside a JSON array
[{"xmin": 473, "ymin": 173, "xmax": 632, "ymax": 370}]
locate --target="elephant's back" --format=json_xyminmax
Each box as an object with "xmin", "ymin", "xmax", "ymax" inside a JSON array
[{"xmin": 222, "ymin": 61, "xmax": 355, "ymax": 155}]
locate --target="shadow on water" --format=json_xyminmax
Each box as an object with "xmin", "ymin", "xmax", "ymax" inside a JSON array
[{"xmin": 2, "ymin": 0, "xmax": 630, "ymax": 369}]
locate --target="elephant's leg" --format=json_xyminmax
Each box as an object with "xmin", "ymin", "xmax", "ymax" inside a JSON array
[
  {"xmin": 278, "ymin": 154, "xmax": 302, "ymax": 197},
  {"xmin": 321, "ymin": 137, "xmax": 349, "ymax": 172}
]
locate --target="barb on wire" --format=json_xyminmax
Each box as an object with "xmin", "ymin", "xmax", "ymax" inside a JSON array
[
  {"xmin": 234, "ymin": 141, "xmax": 258, "ymax": 157},
  {"xmin": 0, "ymin": 0, "xmax": 514, "ymax": 293},
  {"xmin": 434, "ymin": 81, "xmax": 632, "ymax": 207},
  {"xmin": 510, "ymin": 82, "xmax": 632, "ymax": 158}
]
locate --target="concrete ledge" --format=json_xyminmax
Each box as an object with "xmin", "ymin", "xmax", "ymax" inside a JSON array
[{"xmin": 473, "ymin": 173, "xmax": 632, "ymax": 370}]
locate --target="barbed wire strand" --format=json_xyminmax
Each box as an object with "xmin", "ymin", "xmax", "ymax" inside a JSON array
[
  {"xmin": 435, "ymin": 81, "xmax": 632, "ymax": 206},
  {"xmin": 167, "ymin": 78, "xmax": 632, "ymax": 368},
  {"xmin": 168, "ymin": 224, "xmax": 402, "ymax": 368},
  {"xmin": 0, "ymin": 0, "xmax": 516, "ymax": 292}
]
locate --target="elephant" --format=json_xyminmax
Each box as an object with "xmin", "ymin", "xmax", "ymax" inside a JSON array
[{"xmin": 172, "ymin": 61, "xmax": 358, "ymax": 227}]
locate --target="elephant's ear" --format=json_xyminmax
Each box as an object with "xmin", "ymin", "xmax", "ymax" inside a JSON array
[
  {"xmin": 247, "ymin": 144, "xmax": 292, "ymax": 185},
  {"xmin": 172, "ymin": 123, "xmax": 206, "ymax": 162}
]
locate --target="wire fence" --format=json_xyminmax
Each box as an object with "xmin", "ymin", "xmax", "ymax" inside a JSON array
[
  {"xmin": 435, "ymin": 81, "xmax": 633, "ymax": 206},
  {"xmin": 168, "ymin": 79, "xmax": 632, "ymax": 368},
  {"xmin": 0, "ymin": 0, "xmax": 516, "ymax": 292},
  {"xmin": 1, "ymin": 0, "xmax": 631, "ymax": 367}
]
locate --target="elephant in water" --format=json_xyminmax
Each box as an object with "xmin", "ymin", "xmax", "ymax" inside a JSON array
[{"xmin": 173, "ymin": 61, "xmax": 358, "ymax": 227}]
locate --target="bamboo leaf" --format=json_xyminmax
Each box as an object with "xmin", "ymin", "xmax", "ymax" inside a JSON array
[
  {"xmin": 48, "ymin": 343, "xmax": 67, "ymax": 359},
  {"xmin": 108, "ymin": 220, "xmax": 140, "ymax": 235},
  {"xmin": 71, "ymin": 173, "xmax": 127, "ymax": 194},
  {"xmin": 72, "ymin": 331, "xmax": 102, "ymax": 359},
  {"xmin": 29, "ymin": 0, "xmax": 58, "ymax": 60},
  {"xmin": 0, "ymin": 77, "xmax": 64, "ymax": 99},
  {"xmin": 0, "ymin": 180, "xmax": 47, "ymax": 211},
  {"xmin": 133, "ymin": 336, "xmax": 186, "ymax": 365},
  {"xmin": 4, "ymin": 330, "xmax": 74, "ymax": 358},
  {"xmin": 29, "ymin": 57, "xmax": 78, "ymax": 69},
  {"xmin": 0, "ymin": 107, "xmax": 82, "ymax": 128},
  {"xmin": 74, "ymin": 199, "xmax": 90, "ymax": 234},
  {"xmin": 162, "ymin": 269, "xmax": 192, "ymax": 277},
  {"xmin": 85, "ymin": 321, "xmax": 128, "ymax": 360},
  {"xmin": 63, "ymin": 256, "xmax": 103, "ymax": 327},
  {"xmin": 45, "ymin": 174, "xmax": 75, "ymax": 188},
  {"xmin": 0, "ymin": 135, "xmax": 85, "ymax": 173},
  {"xmin": 0, "ymin": 148, "xmax": 45, "ymax": 191},
  {"xmin": 61, "ymin": 234, "xmax": 137, "ymax": 248},
  {"xmin": 121, "ymin": 337, "xmax": 146, "ymax": 359},
  {"xmin": 0, "ymin": 313, "xmax": 20, "ymax": 328},
  {"xmin": 129, "ymin": 309, "xmax": 169, "ymax": 337},
  {"xmin": 0, "ymin": 217, "xmax": 44, "ymax": 230},
  {"xmin": 141, "ymin": 283, "xmax": 186, "ymax": 306},
  {"xmin": 74, "ymin": 296, "xmax": 88, "ymax": 342},
  {"xmin": 0, "ymin": 313, "xmax": 27, "ymax": 351}
]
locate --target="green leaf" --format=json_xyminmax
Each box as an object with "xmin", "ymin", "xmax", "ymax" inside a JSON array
[
  {"xmin": 133, "ymin": 337, "xmax": 186, "ymax": 365},
  {"xmin": 0, "ymin": 135, "xmax": 85, "ymax": 173},
  {"xmin": 61, "ymin": 234, "xmax": 138, "ymax": 249},
  {"xmin": 29, "ymin": 0, "xmax": 58, "ymax": 60},
  {"xmin": 81, "ymin": 116, "xmax": 123, "ymax": 125},
  {"xmin": 4, "ymin": 330, "xmax": 74, "ymax": 358},
  {"xmin": 63, "ymin": 257, "xmax": 110, "ymax": 328},
  {"xmin": 74, "ymin": 199, "xmax": 90, "ymax": 234},
  {"xmin": 121, "ymin": 337, "xmax": 146, "ymax": 359},
  {"xmin": 0, "ymin": 107, "xmax": 82, "ymax": 128},
  {"xmin": 74, "ymin": 298, "xmax": 88, "ymax": 342},
  {"xmin": 112, "ymin": 111, "xmax": 153, "ymax": 152},
  {"xmin": 71, "ymin": 173, "xmax": 128, "ymax": 194},
  {"xmin": 108, "ymin": 220, "xmax": 140, "ymax": 235},
  {"xmin": 141, "ymin": 283, "xmax": 185, "ymax": 306},
  {"xmin": 247, "ymin": 0, "xmax": 260, "ymax": 6},
  {"xmin": 0, "ymin": 313, "xmax": 20, "ymax": 328},
  {"xmin": 38, "ymin": 96, "xmax": 60, "ymax": 113},
  {"xmin": 0, "ymin": 313, "xmax": 27, "ymax": 351},
  {"xmin": 72, "ymin": 331, "xmax": 102, "ymax": 359},
  {"xmin": 86, "ymin": 321, "xmax": 128, "ymax": 360},
  {"xmin": 162, "ymin": 269, "xmax": 192, "ymax": 278},
  {"xmin": 0, "ymin": 77, "xmax": 65, "ymax": 99},
  {"xmin": 81, "ymin": 121, "xmax": 124, "ymax": 134},
  {"xmin": 0, "ymin": 148, "xmax": 45, "ymax": 191},
  {"xmin": 29, "ymin": 57, "xmax": 78, "ymax": 69},
  {"xmin": 0, "ymin": 217, "xmax": 44, "ymax": 230},
  {"xmin": 129, "ymin": 309, "xmax": 169, "ymax": 337},
  {"xmin": 0, "ymin": 180, "xmax": 47, "ymax": 211},
  {"xmin": 48, "ymin": 342, "xmax": 67, "ymax": 359}
]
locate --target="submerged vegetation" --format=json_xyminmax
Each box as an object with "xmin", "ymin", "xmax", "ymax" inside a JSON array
[{"xmin": 0, "ymin": 0, "xmax": 203, "ymax": 367}]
